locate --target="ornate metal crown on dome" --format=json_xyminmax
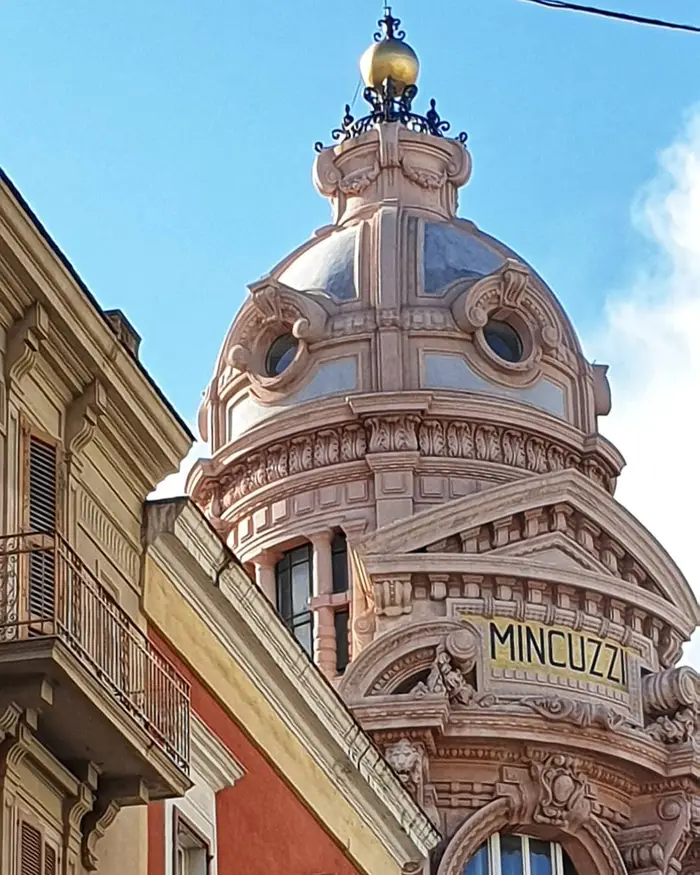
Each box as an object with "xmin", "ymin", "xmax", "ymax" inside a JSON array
[{"xmin": 314, "ymin": 7, "xmax": 467, "ymax": 153}]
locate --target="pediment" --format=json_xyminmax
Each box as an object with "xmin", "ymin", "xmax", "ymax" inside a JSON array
[
  {"xmin": 489, "ymin": 531, "xmax": 612, "ymax": 577},
  {"xmin": 357, "ymin": 469, "xmax": 698, "ymax": 624}
]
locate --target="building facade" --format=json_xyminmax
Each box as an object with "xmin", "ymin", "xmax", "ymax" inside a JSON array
[
  {"xmin": 188, "ymin": 12, "xmax": 700, "ymax": 875},
  {"xmin": 0, "ymin": 164, "xmax": 438, "ymax": 874},
  {"xmin": 0, "ymin": 168, "xmax": 192, "ymax": 874}
]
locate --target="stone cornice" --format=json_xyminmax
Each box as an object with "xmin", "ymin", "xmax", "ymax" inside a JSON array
[
  {"xmin": 144, "ymin": 498, "xmax": 439, "ymax": 868},
  {"xmin": 357, "ymin": 469, "xmax": 698, "ymax": 629},
  {"xmin": 190, "ymin": 713, "xmax": 244, "ymax": 792},
  {"xmin": 0, "ymin": 171, "xmax": 192, "ymax": 487},
  {"xmin": 363, "ymin": 555, "xmax": 690, "ymax": 639},
  {"xmin": 202, "ymin": 392, "xmax": 623, "ymax": 478},
  {"xmin": 192, "ymin": 404, "xmax": 621, "ymax": 518}
]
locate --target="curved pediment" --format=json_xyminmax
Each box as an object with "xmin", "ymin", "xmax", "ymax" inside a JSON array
[
  {"xmin": 356, "ymin": 469, "xmax": 699, "ymax": 626},
  {"xmin": 339, "ymin": 619, "xmax": 468, "ymax": 702}
]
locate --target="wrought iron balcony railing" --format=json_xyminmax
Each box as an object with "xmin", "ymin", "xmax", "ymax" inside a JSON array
[{"xmin": 0, "ymin": 531, "xmax": 190, "ymax": 774}]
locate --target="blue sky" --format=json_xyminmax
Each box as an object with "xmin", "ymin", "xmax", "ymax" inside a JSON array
[{"xmin": 1, "ymin": 0, "xmax": 698, "ymax": 424}]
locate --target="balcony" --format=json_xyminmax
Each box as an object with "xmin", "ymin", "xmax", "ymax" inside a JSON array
[{"xmin": 0, "ymin": 532, "xmax": 190, "ymax": 799}]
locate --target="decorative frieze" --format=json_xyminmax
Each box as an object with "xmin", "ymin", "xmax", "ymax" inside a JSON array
[
  {"xmin": 196, "ymin": 414, "xmax": 616, "ymax": 511},
  {"xmin": 77, "ymin": 488, "xmax": 140, "ymax": 583}
]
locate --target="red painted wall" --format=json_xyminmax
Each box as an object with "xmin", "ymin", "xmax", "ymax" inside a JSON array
[{"xmin": 148, "ymin": 631, "xmax": 363, "ymax": 875}]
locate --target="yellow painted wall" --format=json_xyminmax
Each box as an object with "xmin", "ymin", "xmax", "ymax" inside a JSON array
[{"xmin": 144, "ymin": 557, "xmax": 404, "ymax": 875}]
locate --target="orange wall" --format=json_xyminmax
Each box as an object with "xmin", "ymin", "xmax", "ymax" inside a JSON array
[{"xmin": 148, "ymin": 631, "xmax": 362, "ymax": 875}]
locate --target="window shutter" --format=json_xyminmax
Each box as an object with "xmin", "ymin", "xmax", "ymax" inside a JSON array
[
  {"xmin": 19, "ymin": 821, "xmax": 42, "ymax": 875},
  {"xmin": 23, "ymin": 434, "xmax": 58, "ymax": 623},
  {"xmin": 28, "ymin": 436, "xmax": 57, "ymax": 535},
  {"xmin": 43, "ymin": 843, "xmax": 57, "ymax": 875}
]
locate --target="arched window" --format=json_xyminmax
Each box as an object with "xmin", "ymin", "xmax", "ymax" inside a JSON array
[
  {"xmin": 275, "ymin": 545, "xmax": 313, "ymax": 656},
  {"xmin": 464, "ymin": 835, "xmax": 578, "ymax": 875}
]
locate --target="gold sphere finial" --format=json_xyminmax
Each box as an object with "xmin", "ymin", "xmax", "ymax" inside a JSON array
[{"xmin": 359, "ymin": 7, "xmax": 419, "ymax": 94}]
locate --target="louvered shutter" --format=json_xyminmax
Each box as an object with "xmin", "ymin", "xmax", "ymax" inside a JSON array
[
  {"xmin": 26, "ymin": 435, "xmax": 58, "ymax": 622},
  {"xmin": 43, "ymin": 843, "xmax": 57, "ymax": 875},
  {"xmin": 19, "ymin": 821, "xmax": 42, "ymax": 875},
  {"xmin": 28, "ymin": 436, "xmax": 57, "ymax": 534}
]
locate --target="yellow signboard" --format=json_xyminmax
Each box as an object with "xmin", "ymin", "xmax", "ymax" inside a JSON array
[{"xmin": 473, "ymin": 616, "xmax": 629, "ymax": 691}]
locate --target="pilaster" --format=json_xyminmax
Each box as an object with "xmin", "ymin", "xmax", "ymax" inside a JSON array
[
  {"xmin": 253, "ymin": 549, "xmax": 281, "ymax": 605},
  {"xmin": 366, "ymin": 451, "xmax": 420, "ymax": 528},
  {"xmin": 310, "ymin": 530, "xmax": 336, "ymax": 677}
]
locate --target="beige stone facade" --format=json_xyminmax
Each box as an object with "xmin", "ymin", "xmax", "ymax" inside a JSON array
[
  {"xmin": 189, "ymin": 26, "xmax": 700, "ymax": 875},
  {"xmin": 0, "ymin": 169, "xmax": 193, "ymax": 872}
]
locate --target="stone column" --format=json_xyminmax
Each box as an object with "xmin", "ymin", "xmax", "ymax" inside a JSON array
[
  {"xmin": 254, "ymin": 549, "xmax": 280, "ymax": 605},
  {"xmin": 309, "ymin": 531, "xmax": 336, "ymax": 677}
]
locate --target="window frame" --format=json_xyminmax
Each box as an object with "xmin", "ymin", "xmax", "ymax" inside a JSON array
[
  {"xmin": 19, "ymin": 418, "xmax": 63, "ymax": 537},
  {"xmin": 275, "ymin": 544, "xmax": 314, "ymax": 655},
  {"xmin": 172, "ymin": 807, "xmax": 211, "ymax": 875},
  {"xmin": 467, "ymin": 834, "xmax": 571, "ymax": 875},
  {"xmin": 330, "ymin": 531, "xmax": 349, "ymax": 594},
  {"xmin": 18, "ymin": 420, "xmax": 64, "ymax": 634},
  {"xmin": 334, "ymin": 607, "xmax": 350, "ymax": 674}
]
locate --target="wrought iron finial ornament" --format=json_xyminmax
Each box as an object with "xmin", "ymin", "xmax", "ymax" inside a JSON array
[
  {"xmin": 374, "ymin": 6, "xmax": 406, "ymax": 41},
  {"xmin": 314, "ymin": 10, "xmax": 468, "ymax": 152}
]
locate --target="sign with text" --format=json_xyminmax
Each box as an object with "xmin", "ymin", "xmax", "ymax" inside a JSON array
[{"xmin": 485, "ymin": 617, "xmax": 629, "ymax": 691}]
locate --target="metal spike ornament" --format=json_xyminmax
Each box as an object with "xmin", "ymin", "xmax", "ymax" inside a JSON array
[{"xmin": 315, "ymin": 8, "xmax": 467, "ymax": 152}]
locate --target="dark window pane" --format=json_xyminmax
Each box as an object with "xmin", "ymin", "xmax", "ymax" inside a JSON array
[
  {"xmin": 292, "ymin": 560, "xmax": 311, "ymax": 613},
  {"xmin": 335, "ymin": 609, "xmax": 349, "ymax": 674},
  {"xmin": 464, "ymin": 843, "xmax": 489, "ymax": 875},
  {"xmin": 483, "ymin": 320, "xmax": 523, "ymax": 363},
  {"xmin": 331, "ymin": 532, "xmax": 348, "ymax": 593},
  {"xmin": 290, "ymin": 544, "xmax": 311, "ymax": 567},
  {"xmin": 293, "ymin": 617, "xmax": 313, "ymax": 656},
  {"xmin": 275, "ymin": 557, "xmax": 292, "ymax": 620},
  {"xmin": 530, "ymin": 839, "xmax": 553, "ymax": 875},
  {"xmin": 265, "ymin": 334, "xmax": 298, "ymax": 377},
  {"xmin": 500, "ymin": 835, "xmax": 524, "ymax": 875}
]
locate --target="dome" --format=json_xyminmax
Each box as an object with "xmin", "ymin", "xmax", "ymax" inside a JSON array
[
  {"xmin": 191, "ymin": 52, "xmax": 617, "ymax": 521},
  {"xmin": 267, "ymin": 217, "xmax": 540, "ymax": 303}
]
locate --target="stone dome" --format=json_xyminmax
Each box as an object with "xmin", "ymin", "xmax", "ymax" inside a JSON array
[
  {"xmin": 189, "ymin": 119, "xmax": 622, "ymax": 562},
  {"xmin": 193, "ymin": 122, "xmax": 615, "ymax": 464}
]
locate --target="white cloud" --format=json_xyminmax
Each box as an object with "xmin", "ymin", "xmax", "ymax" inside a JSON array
[
  {"xmin": 587, "ymin": 107, "xmax": 700, "ymax": 665},
  {"xmin": 149, "ymin": 437, "xmax": 209, "ymax": 500}
]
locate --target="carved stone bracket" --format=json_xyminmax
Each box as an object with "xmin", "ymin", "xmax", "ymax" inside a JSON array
[
  {"xmin": 81, "ymin": 777, "xmax": 148, "ymax": 871},
  {"xmin": 66, "ymin": 379, "xmax": 108, "ymax": 462},
  {"xmin": 374, "ymin": 574, "xmax": 413, "ymax": 616},
  {"xmin": 642, "ymin": 667, "xmax": 700, "ymax": 746},
  {"xmin": 0, "ymin": 707, "xmax": 37, "ymax": 777},
  {"xmin": 5, "ymin": 302, "xmax": 49, "ymax": 388},
  {"xmin": 617, "ymin": 791, "xmax": 699, "ymax": 875}
]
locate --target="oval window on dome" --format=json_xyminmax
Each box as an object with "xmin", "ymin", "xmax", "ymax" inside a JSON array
[
  {"xmin": 483, "ymin": 320, "xmax": 523, "ymax": 364},
  {"xmin": 463, "ymin": 834, "xmax": 578, "ymax": 875},
  {"xmin": 265, "ymin": 334, "xmax": 298, "ymax": 377}
]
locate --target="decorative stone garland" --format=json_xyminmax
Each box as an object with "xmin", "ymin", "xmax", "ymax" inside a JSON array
[{"xmin": 195, "ymin": 414, "xmax": 617, "ymax": 508}]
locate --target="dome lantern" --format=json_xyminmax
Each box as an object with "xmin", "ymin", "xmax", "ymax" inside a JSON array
[{"xmin": 315, "ymin": 7, "xmax": 467, "ymax": 152}]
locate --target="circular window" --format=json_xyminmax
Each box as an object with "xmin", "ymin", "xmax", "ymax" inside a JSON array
[
  {"xmin": 265, "ymin": 334, "xmax": 298, "ymax": 377},
  {"xmin": 483, "ymin": 320, "xmax": 523, "ymax": 364}
]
